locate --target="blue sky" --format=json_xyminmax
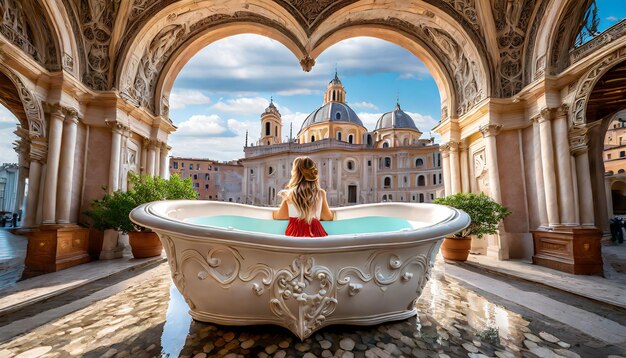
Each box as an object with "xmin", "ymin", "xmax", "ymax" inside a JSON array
[
  {"xmin": 0, "ymin": 2, "xmax": 624, "ymax": 163},
  {"xmin": 167, "ymin": 36, "xmax": 440, "ymax": 160}
]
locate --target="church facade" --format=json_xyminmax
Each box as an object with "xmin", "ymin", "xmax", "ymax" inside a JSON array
[{"xmin": 241, "ymin": 74, "xmax": 443, "ymax": 206}]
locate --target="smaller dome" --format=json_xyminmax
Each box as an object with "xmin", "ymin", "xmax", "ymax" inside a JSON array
[{"xmin": 375, "ymin": 103, "xmax": 419, "ymax": 131}]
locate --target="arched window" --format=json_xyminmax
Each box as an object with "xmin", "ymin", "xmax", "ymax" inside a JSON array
[
  {"xmin": 366, "ymin": 134, "xmax": 373, "ymax": 146},
  {"xmin": 265, "ymin": 122, "xmax": 270, "ymax": 136},
  {"xmin": 332, "ymin": 91, "xmax": 336, "ymax": 101},
  {"xmin": 620, "ymin": 169, "xmax": 626, "ymax": 174},
  {"xmin": 268, "ymin": 166, "xmax": 274, "ymax": 175},
  {"xmin": 347, "ymin": 160, "xmax": 354, "ymax": 171},
  {"xmin": 417, "ymin": 175, "xmax": 426, "ymax": 187},
  {"xmin": 348, "ymin": 134, "xmax": 354, "ymax": 144},
  {"xmin": 389, "ymin": 194, "xmax": 393, "ymax": 201},
  {"xmin": 311, "ymin": 135, "xmax": 315, "ymax": 142},
  {"xmin": 384, "ymin": 177, "xmax": 391, "ymax": 188},
  {"xmin": 384, "ymin": 157, "xmax": 391, "ymax": 168},
  {"xmin": 335, "ymin": 112, "xmax": 341, "ymax": 120},
  {"xmin": 415, "ymin": 158, "xmax": 424, "ymax": 167},
  {"xmin": 383, "ymin": 142, "xmax": 389, "ymax": 148},
  {"xmin": 337, "ymin": 132, "xmax": 342, "ymax": 141},
  {"xmin": 382, "ymin": 194, "xmax": 388, "ymax": 201},
  {"xmin": 275, "ymin": 126, "xmax": 278, "ymax": 136}
]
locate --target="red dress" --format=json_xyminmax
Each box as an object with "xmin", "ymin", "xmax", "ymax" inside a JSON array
[{"xmin": 284, "ymin": 192, "xmax": 328, "ymax": 237}]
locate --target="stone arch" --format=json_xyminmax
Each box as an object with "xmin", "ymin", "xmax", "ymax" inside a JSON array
[
  {"xmin": 570, "ymin": 47, "xmax": 626, "ymax": 125},
  {"xmin": 0, "ymin": 63, "xmax": 46, "ymax": 138},
  {"xmin": 115, "ymin": 0, "xmax": 490, "ymax": 120},
  {"xmin": 40, "ymin": 0, "xmax": 81, "ymax": 75}
]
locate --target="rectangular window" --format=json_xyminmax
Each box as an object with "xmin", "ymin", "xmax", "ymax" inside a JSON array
[
  {"xmin": 189, "ymin": 164, "xmax": 193, "ymax": 170},
  {"xmin": 173, "ymin": 162, "xmax": 179, "ymax": 169},
  {"xmin": 368, "ymin": 160, "xmax": 372, "ymax": 167},
  {"xmin": 205, "ymin": 173, "xmax": 210, "ymax": 180},
  {"xmin": 196, "ymin": 164, "xmax": 200, "ymax": 170},
  {"xmin": 205, "ymin": 184, "xmax": 209, "ymax": 190},
  {"xmin": 621, "ymin": 151, "xmax": 625, "ymax": 158},
  {"xmin": 193, "ymin": 182, "xmax": 199, "ymax": 188},
  {"xmin": 608, "ymin": 154, "xmax": 612, "ymax": 159},
  {"xmin": 193, "ymin": 174, "xmax": 198, "ymax": 180}
]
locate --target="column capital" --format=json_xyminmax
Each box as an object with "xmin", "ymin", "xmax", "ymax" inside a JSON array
[
  {"xmin": 569, "ymin": 124, "xmax": 589, "ymax": 156},
  {"xmin": 62, "ymin": 107, "xmax": 80, "ymax": 124},
  {"xmin": 44, "ymin": 102, "xmax": 65, "ymax": 119},
  {"xmin": 479, "ymin": 124, "xmax": 502, "ymax": 137},
  {"xmin": 105, "ymin": 119, "xmax": 130, "ymax": 134},
  {"xmin": 439, "ymin": 142, "xmax": 451, "ymax": 158},
  {"xmin": 29, "ymin": 138, "xmax": 48, "ymax": 163},
  {"xmin": 556, "ymin": 104, "xmax": 569, "ymax": 119}
]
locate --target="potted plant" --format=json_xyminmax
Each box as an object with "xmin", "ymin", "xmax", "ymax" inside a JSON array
[
  {"xmin": 86, "ymin": 173, "xmax": 197, "ymax": 258},
  {"xmin": 434, "ymin": 192, "xmax": 511, "ymax": 261}
]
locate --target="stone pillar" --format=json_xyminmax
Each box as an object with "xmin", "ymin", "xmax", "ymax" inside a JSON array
[
  {"xmin": 154, "ymin": 143, "xmax": 161, "ymax": 177},
  {"xmin": 606, "ymin": 177, "xmax": 614, "ymax": 219},
  {"xmin": 107, "ymin": 121, "xmax": 125, "ymax": 192},
  {"xmin": 532, "ymin": 119, "xmax": 549, "ymax": 226},
  {"xmin": 24, "ymin": 139, "xmax": 46, "ymax": 227},
  {"xmin": 14, "ymin": 158, "xmax": 27, "ymax": 215},
  {"xmin": 536, "ymin": 109, "xmax": 560, "ymax": 226},
  {"xmin": 336, "ymin": 158, "xmax": 342, "ymax": 203},
  {"xmin": 448, "ymin": 141, "xmax": 461, "ymax": 194},
  {"xmin": 159, "ymin": 143, "xmax": 169, "ymax": 178},
  {"xmin": 147, "ymin": 141, "xmax": 156, "ymax": 176},
  {"xmin": 42, "ymin": 105, "xmax": 65, "ymax": 224},
  {"xmin": 460, "ymin": 141, "xmax": 470, "ymax": 193},
  {"xmin": 56, "ymin": 108, "xmax": 79, "ymax": 224},
  {"xmin": 553, "ymin": 106, "xmax": 577, "ymax": 225},
  {"xmin": 141, "ymin": 138, "xmax": 148, "ymax": 175},
  {"xmin": 569, "ymin": 124, "xmax": 595, "ymax": 226},
  {"xmin": 480, "ymin": 124, "xmax": 509, "ymax": 260},
  {"xmin": 441, "ymin": 144, "xmax": 451, "ymax": 196}
]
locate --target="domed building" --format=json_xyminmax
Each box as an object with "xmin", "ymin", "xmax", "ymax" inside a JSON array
[{"xmin": 242, "ymin": 73, "xmax": 443, "ymax": 207}]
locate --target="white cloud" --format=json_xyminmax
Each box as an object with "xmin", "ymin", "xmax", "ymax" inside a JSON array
[
  {"xmin": 169, "ymin": 90, "xmax": 211, "ymax": 109},
  {"xmin": 350, "ymin": 101, "xmax": 379, "ymax": 110},
  {"xmin": 276, "ymin": 88, "xmax": 321, "ymax": 96},
  {"xmin": 212, "ymin": 97, "xmax": 269, "ymax": 116},
  {"xmin": 175, "ymin": 114, "xmax": 235, "ymax": 137},
  {"xmin": 606, "ymin": 16, "xmax": 619, "ymax": 21}
]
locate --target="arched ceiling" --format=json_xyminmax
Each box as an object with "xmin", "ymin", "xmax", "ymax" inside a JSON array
[{"xmin": 587, "ymin": 60, "xmax": 626, "ymax": 122}]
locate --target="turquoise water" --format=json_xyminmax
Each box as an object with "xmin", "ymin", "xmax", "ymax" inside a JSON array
[{"xmin": 184, "ymin": 215, "xmax": 423, "ymax": 236}]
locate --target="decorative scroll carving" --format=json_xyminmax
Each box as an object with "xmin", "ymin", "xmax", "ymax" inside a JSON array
[
  {"xmin": 0, "ymin": 0, "xmax": 58, "ymax": 68},
  {"xmin": 273, "ymin": 0, "xmax": 358, "ymax": 35},
  {"xmin": 129, "ymin": 0, "xmax": 160, "ymax": 23},
  {"xmin": 524, "ymin": 0, "xmax": 549, "ymax": 84},
  {"xmin": 0, "ymin": 64, "xmax": 46, "ymax": 138},
  {"xmin": 440, "ymin": 0, "xmax": 479, "ymax": 32},
  {"xmin": 62, "ymin": 53, "xmax": 74, "ymax": 72},
  {"xmin": 473, "ymin": 149, "xmax": 488, "ymax": 192},
  {"xmin": 176, "ymin": 247, "xmax": 432, "ymax": 339},
  {"xmin": 79, "ymin": 0, "xmax": 120, "ymax": 90},
  {"xmin": 571, "ymin": 47, "xmax": 626, "ymax": 125},
  {"xmin": 569, "ymin": 124, "xmax": 589, "ymax": 156},
  {"xmin": 492, "ymin": 0, "xmax": 536, "ymax": 97}
]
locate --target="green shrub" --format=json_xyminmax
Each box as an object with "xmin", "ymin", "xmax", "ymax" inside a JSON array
[
  {"xmin": 84, "ymin": 173, "xmax": 197, "ymax": 233},
  {"xmin": 434, "ymin": 192, "xmax": 511, "ymax": 238}
]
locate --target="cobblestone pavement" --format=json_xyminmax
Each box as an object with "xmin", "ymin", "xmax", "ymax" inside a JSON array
[{"xmin": 1, "ymin": 263, "xmax": 625, "ymax": 358}]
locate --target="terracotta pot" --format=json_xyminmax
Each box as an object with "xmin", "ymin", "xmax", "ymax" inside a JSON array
[
  {"xmin": 128, "ymin": 231, "xmax": 163, "ymax": 258},
  {"xmin": 441, "ymin": 237, "xmax": 472, "ymax": 261}
]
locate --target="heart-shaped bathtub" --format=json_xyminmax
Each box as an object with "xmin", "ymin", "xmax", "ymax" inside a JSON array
[{"xmin": 130, "ymin": 201, "xmax": 469, "ymax": 339}]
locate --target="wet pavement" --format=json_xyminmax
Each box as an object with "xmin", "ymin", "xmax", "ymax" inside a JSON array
[
  {"xmin": 0, "ymin": 229, "xmax": 27, "ymax": 289},
  {"xmin": 1, "ymin": 263, "xmax": 625, "ymax": 358}
]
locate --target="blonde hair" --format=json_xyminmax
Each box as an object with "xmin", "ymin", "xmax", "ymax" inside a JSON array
[{"xmin": 279, "ymin": 156, "xmax": 320, "ymax": 223}]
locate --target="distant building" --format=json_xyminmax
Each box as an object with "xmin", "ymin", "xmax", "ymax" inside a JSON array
[
  {"xmin": 604, "ymin": 111, "xmax": 626, "ymax": 175},
  {"xmin": 169, "ymin": 158, "xmax": 244, "ymax": 202},
  {"xmin": 241, "ymin": 73, "xmax": 444, "ymax": 206},
  {"xmin": 0, "ymin": 163, "xmax": 18, "ymax": 214}
]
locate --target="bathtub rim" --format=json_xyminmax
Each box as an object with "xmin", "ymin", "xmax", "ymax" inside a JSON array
[{"xmin": 130, "ymin": 201, "xmax": 470, "ymax": 251}]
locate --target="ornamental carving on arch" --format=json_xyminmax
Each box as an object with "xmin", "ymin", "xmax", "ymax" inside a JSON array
[
  {"xmin": 78, "ymin": 0, "xmax": 120, "ymax": 90},
  {"xmin": 492, "ymin": 0, "xmax": 537, "ymax": 97},
  {"xmin": 439, "ymin": 0, "xmax": 480, "ymax": 32},
  {"xmin": 570, "ymin": 47, "xmax": 626, "ymax": 125},
  {"xmin": 0, "ymin": 64, "xmax": 46, "ymax": 139},
  {"xmin": 273, "ymin": 0, "xmax": 358, "ymax": 35},
  {"xmin": 123, "ymin": 11, "xmax": 305, "ymax": 115},
  {"xmin": 0, "ymin": 0, "xmax": 59, "ymax": 69}
]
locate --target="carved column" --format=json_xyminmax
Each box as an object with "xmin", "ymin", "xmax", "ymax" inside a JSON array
[
  {"xmin": 107, "ymin": 121, "xmax": 127, "ymax": 192},
  {"xmin": 42, "ymin": 105, "xmax": 65, "ymax": 224},
  {"xmin": 460, "ymin": 141, "xmax": 470, "ymax": 193},
  {"xmin": 553, "ymin": 105, "xmax": 577, "ymax": 225},
  {"xmin": 159, "ymin": 143, "xmax": 170, "ymax": 178},
  {"xmin": 56, "ymin": 108, "xmax": 79, "ymax": 224},
  {"xmin": 448, "ymin": 141, "xmax": 461, "ymax": 194},
  {"xmin": 570, "ymin": 125, "xmax": 595, "ymax": 226},
  {"xmin": 440, "ymin": 144, "xmax": 451, "ymax": 196},
  {"xmin": 480, "ymin": 124, "xmax": 509, "ymax": 260},
  {"xmin": 24, "ymin": 139, "xmax": 47, "ymax": 227},
  {"xmin": 536, "ymin": 109, "xmax": 560, "ymax": 226}
]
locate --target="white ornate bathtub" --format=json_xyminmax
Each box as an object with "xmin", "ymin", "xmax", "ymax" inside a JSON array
[{"xmin": 130, "ymin": 201, "xmax": 469, "ymax": 339}]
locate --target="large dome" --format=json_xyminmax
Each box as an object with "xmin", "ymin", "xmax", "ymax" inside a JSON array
[
  {"xmin": 299, "ymin": 102, "xmax": 364, "ymax": 133},
  {"xmin": 375, "ymin": 104, "xmax": 419, "ymax": 131}
]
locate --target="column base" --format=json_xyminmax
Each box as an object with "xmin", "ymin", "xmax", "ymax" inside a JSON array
[
  {"xmin": 531, "ymin": 226, "xmax": 603, "ymax": 275},
  {"xmin": 21, "ymin": 224, "xmax": 91, "ymax": 279}
]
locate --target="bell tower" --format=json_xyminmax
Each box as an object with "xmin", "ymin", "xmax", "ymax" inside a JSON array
[
  {"xmin": 323, "ymin": 70, "xmax": 346, "ymax": 104},
  {"xmin": 260, "ymin": 97, "xmax": 282, "ymax": 146}
]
